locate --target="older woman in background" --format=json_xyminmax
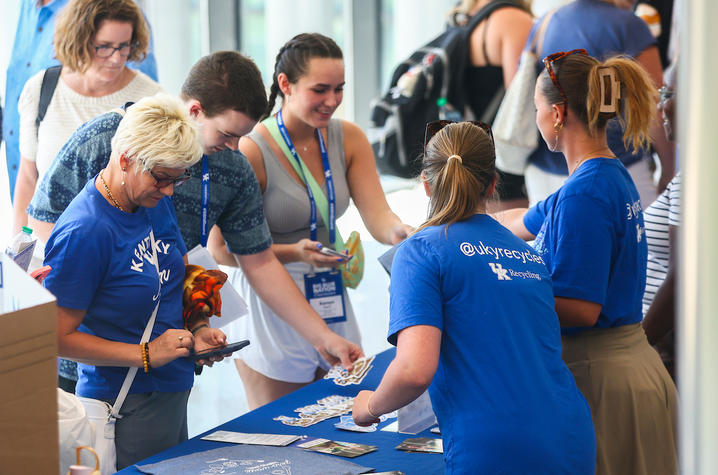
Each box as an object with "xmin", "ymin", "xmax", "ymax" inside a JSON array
[
  {"xmin": 14, "ymin": 0, "xmax": 162, "ymax": 235},
  {"xmin": 44, "ymin": 94, "xmax": 226, "ymax": 470}
]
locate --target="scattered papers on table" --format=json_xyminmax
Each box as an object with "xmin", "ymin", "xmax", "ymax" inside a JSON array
[
  {"xmin": 201, "ymin": 430, "xmax": 300, "ymax": 446},
  {"xmin": 274, "ymin": 395, "xmax": 354, "ymax": 427},
  {"xmin": 297, "ymin": 437, "xmax": 377, "ymax": 458},
  {"xmin": 324, "ymin": 355, "xmax": 375, "ymax": 386},
  {"xmin": 395, "ymin": 437, "xmax": 443, "ymax": 454}
]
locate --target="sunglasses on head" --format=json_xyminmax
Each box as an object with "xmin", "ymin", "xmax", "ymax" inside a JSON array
[
  {"xmin": 542, "ymin": 49, "xmax": 588, "ymax": 103},
  {"xmin": 148, "ymin": 168, "xmax": 191, "ymax": 188},
  {"xmin": 424, "ymin": 120, "xmax": 493, "ymax": 153}
]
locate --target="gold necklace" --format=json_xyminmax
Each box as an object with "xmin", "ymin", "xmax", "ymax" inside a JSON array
[
  {"xmin": 99, "ymin": 170, "xmax": 125, "ymax": 212},
  {"xmin": 570, "ymin": 149, "xmax": 615, "ymax": 175}
]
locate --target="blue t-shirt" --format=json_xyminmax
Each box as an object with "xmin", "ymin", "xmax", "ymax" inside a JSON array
[
  {"xmin": 3, "ymin": 0, "xmax": 158, "ymax": 196},
  {"xmin": 526, "ymin": 0, "xmax": 656, "ymax": 174},
  {"xmin": 27, "ymin": 110, "xmax": 272, "ymax": 255},
  {"xmin": 44, "ymin": 180, "xmax": 192, "ymax": 399},
  {"xmin": 524, "ymin": 158, "xmax": 647, "ymax": 335},
  {"xmin": 389, "ymin": 214, "xmax": 595, "ymax": 474}
]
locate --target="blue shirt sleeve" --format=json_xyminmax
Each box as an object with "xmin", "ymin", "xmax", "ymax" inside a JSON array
[
  {"xmin": 44, "ymin": 224, "xmax": 108, "ymax": 311},
  {"xmin": 523, "ymin": 193, "xmax": 555, "ymax": 236},
  {"xmin": 548, "ymin": 194, "xmax": 614, "ymax": 305},
  {"xmin": 387, "ymin": 237, "xmax": 443, "ymax": 346}
]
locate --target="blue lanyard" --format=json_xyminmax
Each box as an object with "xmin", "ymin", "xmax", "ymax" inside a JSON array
[
  {"xmin": 200, "ymin": 155, "xmax": 210, "ymax": 247},
  {"xmin": 276, "ymin": 110, "xmax": 336, "ymax": 244}
]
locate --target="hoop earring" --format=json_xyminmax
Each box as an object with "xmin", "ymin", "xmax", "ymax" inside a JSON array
[{"xmin": 551, "ymin": 122, "xmax": 563, "ymax": 152}]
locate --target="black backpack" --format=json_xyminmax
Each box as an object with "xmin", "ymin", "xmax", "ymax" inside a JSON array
[{"xmin": 368, "ymin": 1, "xmax": 520, "ymax": 178}]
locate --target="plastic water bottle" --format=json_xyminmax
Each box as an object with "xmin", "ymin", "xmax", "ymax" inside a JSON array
[
  {"xmin": 5, "ymin": 226, "xmax": 37, "ymax": 272},
  {"xmin": 436, "ymin": 97, "xmax": 463, "ymax": 122}
]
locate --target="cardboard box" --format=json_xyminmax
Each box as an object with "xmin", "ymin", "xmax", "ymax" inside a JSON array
[{"xmin": 0, "ymin": 253, "xmax": 58, "ymax": 474}]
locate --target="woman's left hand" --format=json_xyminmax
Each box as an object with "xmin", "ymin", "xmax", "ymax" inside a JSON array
[
  {"xmin": 352, "ymin": 389, "xmax": 381, "ymax": 426},
  {"xmin": 390, "ymin": 223, "xmax": 414, "ymax": 245},
  {"xmin": 192, "ymin": 326, "xmax": 227, "ymax": 367}
]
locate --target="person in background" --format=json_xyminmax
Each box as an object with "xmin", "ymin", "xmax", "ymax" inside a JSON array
[
  {"xmin": 27, "ymin": 50, "xmax": 364, "ymax": 397},
  {"xmin": 642, "ymin": 63, "xmax": 679, "ymax": 380},
  {"xmin": 3, "ymin": 0, "xmax": 157, "ymax": 202},
  {"xmin": 521, "ymin": 0, "xmax": 674, "ymax": 207},
  {"xmin": 447, "ymin": 0, "xmax": 534, "ymax": 210},
  {"xmin": 496, "ymin": 51, "xmax": 677, "ymax": 474},
  {"xmin": 209, "ymin": 33, "xmax": 412, "ymax": 409},
  {"xmin": 44, "ymin": 94, "xmax": 219, "ymax": 470},
  {"xmin": 12, "ymin": 0, "xmax": 162, "ymax": 236},
  {"xmin": 353, "ymin": 121, "xmax": 595, "ymax": 474}
]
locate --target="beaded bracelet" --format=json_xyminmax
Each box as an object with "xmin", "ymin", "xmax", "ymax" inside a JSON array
[{"xmin": 141, "ymin": 342, "xmax": 151, "ymax": 373}]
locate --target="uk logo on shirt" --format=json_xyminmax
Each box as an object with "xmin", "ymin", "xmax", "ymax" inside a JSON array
[{"xmin": 488, "ymin": 263, "xmax": 511, "ymax": 280}]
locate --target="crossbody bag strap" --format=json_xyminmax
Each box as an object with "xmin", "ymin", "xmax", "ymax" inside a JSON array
[
  {"xmin": 109, "ymin": 229, "xmax": 162, "ymax": 419},
  {"xmin": 263, "ymin": 117, "xmax": 346, "ymax": 250},
  {"xmin": 530, "ymin": 8, "xmax": 557, "ymax": 56}
]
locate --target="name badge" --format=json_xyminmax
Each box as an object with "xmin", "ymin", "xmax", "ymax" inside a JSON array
[{"xmin": 304, "ymin": 270, "xmax": 346, "ymax": 324}]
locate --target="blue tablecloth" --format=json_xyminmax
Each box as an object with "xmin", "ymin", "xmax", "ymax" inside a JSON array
[{"xmin": 117, "ymin": 348, "xmax": 445, "ymax": 475}]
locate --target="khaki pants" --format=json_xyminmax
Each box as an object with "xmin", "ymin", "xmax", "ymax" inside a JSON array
[{"xmin": 562, "ymin": 324, "xmax": 678, "ymax": 475}]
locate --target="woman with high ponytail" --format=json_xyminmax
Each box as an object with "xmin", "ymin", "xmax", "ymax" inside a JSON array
[
  {"xmin": 353, "ymin": 121, "xmax": 596, "ymax": 474},
  {"xmin": 224, "ymin": 33, "xmax": 412, "ymax": 409},
  {"xmin": 498, "ymin": 51, "xmax": 678, "ymax": 474}
]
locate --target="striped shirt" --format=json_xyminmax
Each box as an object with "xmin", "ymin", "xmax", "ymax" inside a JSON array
[{"xmin": 642, "ymin": 174, "xmax": 681, "ymax": 315}]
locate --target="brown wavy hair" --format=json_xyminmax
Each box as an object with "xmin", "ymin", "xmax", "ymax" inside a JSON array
[
  {"xmin": 538, "ymin": 53, "xmax": 657, "ymax": 153},
  {"xmin": 54, "ymin": 0, "xmax": 149, "ymax": 73},
  {"xmin": 417, "ymin": 122, "xmax": 496, "ymax": 233}
]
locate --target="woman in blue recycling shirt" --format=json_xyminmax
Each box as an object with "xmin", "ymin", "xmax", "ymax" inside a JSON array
[
  {"xmin": 353, "ymin": 121, "xmax": 596, "ymax": 474},
  {"xmin": 497, "ymin": 51, "xmax": 677, "ymax": 474},
  {"xmin": 44, "ymin": 95, "xmax": 227, "ymax": 470}
]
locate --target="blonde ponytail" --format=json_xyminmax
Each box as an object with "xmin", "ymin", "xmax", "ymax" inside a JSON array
[
  {"xmin": 417, "ymin": 122, "xmax": 495, "ymax": 233},
  {"xmin": 587, "ymin": 56, "xmax": 657, "ymax": 152}
]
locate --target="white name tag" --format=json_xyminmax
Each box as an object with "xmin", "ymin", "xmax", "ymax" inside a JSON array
[{"xmin": 304, "ymin": 270, "xmax": 346, "ymax": 323}]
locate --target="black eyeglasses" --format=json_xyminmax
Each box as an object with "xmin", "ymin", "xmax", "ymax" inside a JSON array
[
  {"xmin": 148, "ymin": 169, "xmax": 191, "ymax": 188},
  {"xmin": 424, "ymin": 120, "xmax": 493, "ymax": 152},
  {"xmin": 92, "ymin": 42, "xmax": 136, "ymax": 58}
]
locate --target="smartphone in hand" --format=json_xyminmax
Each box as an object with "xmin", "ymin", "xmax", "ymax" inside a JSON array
[
  {"xmin": 319, "ymin": 246, "xmax": 353, "ymax": 260},
  {"xmin": 190, "ymin": 340, "xmax": 250, "ymax": 361}
]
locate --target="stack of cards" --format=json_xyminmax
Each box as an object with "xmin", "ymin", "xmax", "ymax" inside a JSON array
[
  {"xmin": 274, "ymin": 395, "xmax": 354, "ymax": 427},
  {"xmin": 297, "ymin": 437, "xmax": 377, "ymax": 458},
  {"xmin": 324, "ymin": 355, "xmax": 375, "ymax": 386},
  {"xmin": 395, "ymin": 437, "xmax": 443, "ymax": 454},
  {"xmin": 334, "ymin": 415, "xmax": 377, "ymax": 432}
]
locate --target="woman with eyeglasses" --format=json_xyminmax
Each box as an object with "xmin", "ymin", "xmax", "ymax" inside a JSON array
[
  {"xmin": 13, "ymin": 0, "xmax": 162, "ymax": 238},
  {"xmin": 497, "ymin": 51, "xmax": 677, "ymax": 474},
  {"xmin": 353, "ymin": 121, "xmax": 596, "ymax": 474},
  {"xmin": 44, "ymin": 94, "xmax": 228, "ymax": 471}
]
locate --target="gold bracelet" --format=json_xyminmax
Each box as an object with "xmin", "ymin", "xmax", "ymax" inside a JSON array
[{"xmin": 366, "ymin": 394, "xmax": 381, "ymax": 419}]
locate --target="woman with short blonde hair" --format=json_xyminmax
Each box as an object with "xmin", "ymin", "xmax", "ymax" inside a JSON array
[{"xmin": 44, "ymin": 93, "xmax": 224, "ymax": 471}]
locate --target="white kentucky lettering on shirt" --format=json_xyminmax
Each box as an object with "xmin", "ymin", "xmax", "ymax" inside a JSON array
[{"xmin": 130, "ymin": 234, "xmax": 172, "ymax": 274}]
